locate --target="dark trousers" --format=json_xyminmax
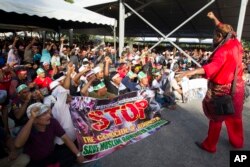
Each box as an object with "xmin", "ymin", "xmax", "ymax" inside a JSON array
[{"xmin": 27, "ymin": 144, "xmax": 76, "ymax": 167}]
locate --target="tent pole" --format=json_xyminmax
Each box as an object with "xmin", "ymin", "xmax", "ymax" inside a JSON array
[
  {"xmin": 42, "ymin": 31, "xmax": 46, "ymax": 48},
  {"xmin": 124, "ymin": 3, "xmax": 202, "ymax": 67},
  {"xmin": 119, "ymin": 0, "xmax": 125, "ymax": 58},
  {"xmin": 149, "ymin": 0, "xmax": 215, "ymax": 51},
  {"xmin": 113, "ymin": 24, "xmax": 117, "ymax": 63},
  {"xmin": 237, "ymin": 0, "xmax": 249, "ymax": 41},
  {"xmin": 69, "ymin": 29, "xmax": 73, "ymax": 46}
]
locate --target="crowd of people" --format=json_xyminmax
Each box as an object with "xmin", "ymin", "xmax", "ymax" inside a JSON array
[{"xmin": 0, "ymin": 21, "xmax": 250, "ymax": 166}]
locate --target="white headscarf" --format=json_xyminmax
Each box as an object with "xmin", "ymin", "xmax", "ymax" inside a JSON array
[{"xmin": 52, "ymin": 86, "xmax": 76, "ymax": 145}]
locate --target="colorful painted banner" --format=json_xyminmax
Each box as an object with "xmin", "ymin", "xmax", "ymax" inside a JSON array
[{"xmin": 70, "ymin": 90, "xmax": 169, "ymax": 163}]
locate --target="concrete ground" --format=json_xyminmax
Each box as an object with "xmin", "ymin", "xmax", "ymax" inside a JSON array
[{"xmin": 100, "ymin": 99, "xmax": 250, "ymax": 167}]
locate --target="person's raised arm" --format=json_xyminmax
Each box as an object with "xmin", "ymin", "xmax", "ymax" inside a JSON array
[
  {"xmin": 13, "ymin": 92, "xmax": 31, "ymax": 119},
  {"xmin": 63, "ymin": 62, "xmax": 74, "ymax": 89},
  {"xmin": 73, "ymin": 65, "xmax": 91, "ymax": 85},
  {"xmin": 207, "ymin": 11, "xmax": 221, "ymax": 26},
  {"xmin": 59, "ymin": 37, "xmax": 64, "ymax": 57},
  {"xmin": 49, "ymin": 43, "xmax": 54, "ymax": 51},
  {"xmin": 51, "ymin": 64, "xmax": 58, "ymax": 79},
  {"xmin": 104, "ymin": 56, "xmax": 112, "ymax": 77},
  {"xmin": 7, "ymin": 37, "xmax": 19, "ymax": 64},
  {"xmin": 80, "ymin": 74, "xmax": 96, "ymax": 96},
  {"xmin": 12, "ymin": 36, "xmax": 19, "ymax": 48},
  {"xmin": 15, "ymin": 107, "xmax": 39, "ymax": 148},
  {"xmin": 25, "ymin": 37, "xmax": 36, "ymax": 51}
]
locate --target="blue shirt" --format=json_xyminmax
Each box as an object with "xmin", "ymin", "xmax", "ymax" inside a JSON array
[
  {"xmin": 33, "ymin": 53, "xmax": 42, "ymax": 62},
  {"xmin": 40, "ymin": 49, "xmax": 51, "ymax": 63}
]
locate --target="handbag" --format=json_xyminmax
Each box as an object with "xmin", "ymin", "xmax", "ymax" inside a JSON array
[{"xmin": 212, "ymin": 94, "xmax": 235, "ymax": 115}]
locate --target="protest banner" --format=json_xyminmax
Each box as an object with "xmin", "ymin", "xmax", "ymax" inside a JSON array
[{"xmin": 70, "ymin": 90, "xmax": 169, "ymax": 163}]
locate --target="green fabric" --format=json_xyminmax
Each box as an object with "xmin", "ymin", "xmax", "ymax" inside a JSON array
[
  {"xmin": 36, "ymin": 68, "xmax": 45, "ymax": 74},
  {"xmin": 127, "ymin": 71, "xmax": 135, "ymax": 78},
  {"xmin": 138, "ymin": 71, "xmax": 147, "ymax": 80},
  {"xmin": 16, "ymin": 84, "xmax": 28, "ymax": 93},
  {"xmin": 93, "ymin": 82, "xmax": 105, "ymax": 91}
]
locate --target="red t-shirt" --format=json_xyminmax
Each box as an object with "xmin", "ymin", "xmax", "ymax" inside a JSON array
[
  {"xmin": 202, "ymin": 39, "xmax": 243, "ymax": 85},
  {"xmin": 33, "ymin": 76, "xmax": 52, "ymax": 89},
  {"xmin": 0, "ymin": 72, "xmax": 12, "ymax": 91}
]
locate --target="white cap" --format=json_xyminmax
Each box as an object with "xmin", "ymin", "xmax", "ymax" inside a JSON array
[
  {"xmin": 49, "ymin": 81, "xmax": 60, "ymax": 90},
  {"xmin": 26, "ymin": 102, "xmax": 50, "ymax": 118},
  {"xmin": 93, "ymin": 66, "xmax": 101, "ymax": 74},
  {"xmin": 51, "ymin": 85, "xmax": 69, "ymax": 98},
  {"xmin": 83, "ymin": 58, "xmax": 89, "ymax": 62}
]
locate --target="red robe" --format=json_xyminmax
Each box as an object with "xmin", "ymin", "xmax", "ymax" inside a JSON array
[{"xmin": 202, "ymin": 38, "xmax": 244, "ymax": 121}]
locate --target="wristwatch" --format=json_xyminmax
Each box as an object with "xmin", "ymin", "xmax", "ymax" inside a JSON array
[{"xmin": 76, "ymin": 152, "xmax": 81, "ymax": 157}]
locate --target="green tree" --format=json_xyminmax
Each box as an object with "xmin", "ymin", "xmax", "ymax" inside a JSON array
[
  {"xmin": 64, "ymin": 0, "xmax": 74, "ymax": 4},
  {"xmin": 242, "ymin": 40, "xmax": 250, "ymax": 51}
]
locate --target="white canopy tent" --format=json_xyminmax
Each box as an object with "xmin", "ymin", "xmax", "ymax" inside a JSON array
[
  {"xmin": 0, "ymin": 0, "xmax": 116, "ymax": 27},
  {"xmin": 74, "ymin": 0, "xmax": 118, "ymax": 8}
]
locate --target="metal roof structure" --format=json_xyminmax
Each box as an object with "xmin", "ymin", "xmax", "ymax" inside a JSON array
[
  {"xmin": 0, "ymin": 0, "xmax": 248, "ymax": 41},
  {"xmin": 87, "ymin": 0, "xmax": 250, "ymax": 40}
]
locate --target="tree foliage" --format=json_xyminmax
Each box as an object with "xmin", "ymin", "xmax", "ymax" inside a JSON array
[
  {"xmin": 64, "ymin": 0, "xmax": 74, "ymax": 4},
  {"xmin": 242, "ymin": 40, "xmax": 250, "ymax": 51}
]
